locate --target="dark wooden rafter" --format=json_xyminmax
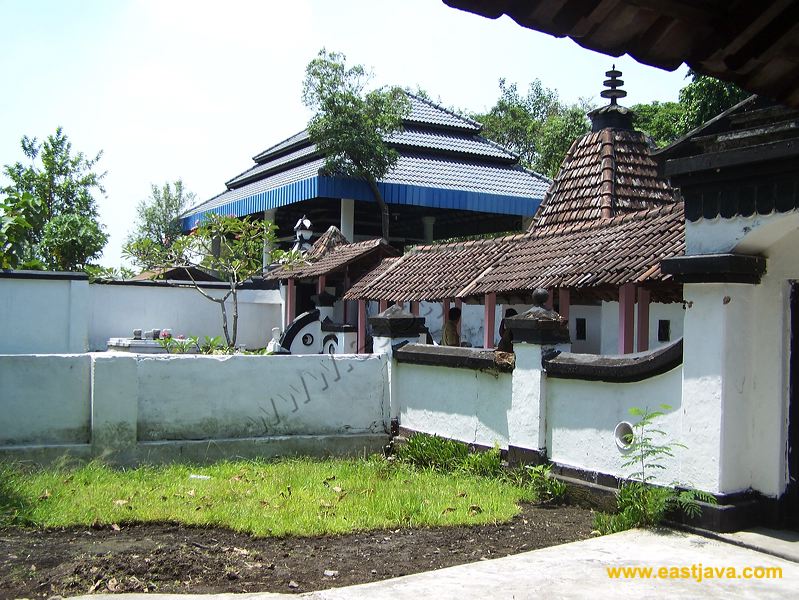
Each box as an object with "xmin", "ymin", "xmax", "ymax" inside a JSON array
[{"xmin": 443, "ymin": 0, "xmax": 799, "ymax": 107}]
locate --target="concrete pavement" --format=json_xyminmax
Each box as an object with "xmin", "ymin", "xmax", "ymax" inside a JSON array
[{"xmin": 69, "ymin": 528, "xmax": 798, "ymax": 600}]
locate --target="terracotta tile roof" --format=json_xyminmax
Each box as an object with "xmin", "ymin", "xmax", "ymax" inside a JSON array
[
  {"xmin": 465, "ymin": 203, "xmax": 684, "ymax": 297},
  {"xmin": 531, "ymin": 129, "xmax": 678, "ymax": 234},
  {"xmin": 265, "ymin": 232, "xmax": 398, "ymax": 281},
  {"xmin": 344, "ymin": 203, "xmax": 684, "ymax": 301}
]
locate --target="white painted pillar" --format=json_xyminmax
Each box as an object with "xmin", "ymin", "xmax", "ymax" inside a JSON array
[
  {"xmin": 286, "ymin": 278, "xmax": 296, "ymax": 325},
  {"xmin": 340, "ymin": 198, "xmax": 355, "ymax": 242},
  {"xmin": 422, "ymin": 216, "xmax": 436, "ymax": 244}
]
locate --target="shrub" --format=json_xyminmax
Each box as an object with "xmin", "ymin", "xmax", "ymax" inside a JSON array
[
  {"xmin": 395, "ymin": 434, "xmax": 469, "ymax": 471},
  {"xmin": 526, "ymin": 464, "xmax": 567, "ymax": 504}
]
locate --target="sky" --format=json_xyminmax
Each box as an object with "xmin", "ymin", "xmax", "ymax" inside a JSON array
[{"xmin": 0, "ymin": 0, "xmax": 690, "ymax": 267}]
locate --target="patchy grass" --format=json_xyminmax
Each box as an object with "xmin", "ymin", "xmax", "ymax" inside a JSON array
[{"xmin": 0, "ymin": 456, "xmax": 535, "ymax": 537}]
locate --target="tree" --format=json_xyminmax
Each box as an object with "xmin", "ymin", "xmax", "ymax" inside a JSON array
[
  {"xmin": 127, "ymin": 180, "xmax": 196, "ymax": 250},
  {"xmin": 472, "ymin": 80, "xmax": 590, "ymax": 178},
  {"xmin": 124, "ymin": 214, "xmax": 281, "ymax": 348},
  {"xmin": 0, "ymin": 191, "xmax": 42, "ymax": 269},
  {"xmin": 631, "ymin": 101, "xmax": 684, "ymax": 148},
  {"xmin": 2, "ymin": 127, "xmax": 107, "ymax": 269},
  {"xmin": 678, "ymin": 70, "xmax": 750, "ymax": 134},
  {"xmin": 302, "ymin": 49, "xmax": 410, "ymax": 240},
  {"xmin": 38, "ymin": 213, "xmax": 108, "ymax": 271}
]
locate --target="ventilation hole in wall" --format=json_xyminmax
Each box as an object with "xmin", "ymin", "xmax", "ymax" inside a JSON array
[
  {"xmin": 575, "ymin": 318, "xmax": 587, "ymax": 341},
  {"xmin": 658, "ymin": 319, "xmax": 671, "ymax": 342},
  {"xmin": 614, "ymin": 421, "xmax": 634, "ymax": 450}
]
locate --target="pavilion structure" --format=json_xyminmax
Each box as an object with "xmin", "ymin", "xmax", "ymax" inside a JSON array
[
  {"xmin": 180, "ymin": 93, "xmax": 550, "ymax": 250},
  {"xmin": 345, "ymin": 70, "xmax": 685, "ymax": 355}
]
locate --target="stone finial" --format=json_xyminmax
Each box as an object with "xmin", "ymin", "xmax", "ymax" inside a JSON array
[
  {"xmin": 505, "ymin": 289, "xmax": 569, "ymax": 345},
  {"xmin": 601, "ymin": 65, "xmax": 626, "ymax": 106},
  {"xmin": 588, "ymin": 66, "xmax": 633, "ymax": 132},
  {"xmin": 369, "ymin": 304, "xmax": 427, "ymax": 338}
]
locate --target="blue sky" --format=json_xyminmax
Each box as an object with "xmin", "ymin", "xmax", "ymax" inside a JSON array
[{"xmin": 0, "ymin": 0, "xmax": 689, "ymax": 267}]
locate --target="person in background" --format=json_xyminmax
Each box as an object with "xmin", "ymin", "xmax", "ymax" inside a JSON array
[
  {"xmin": 441, "ymin": 306, "xmax": 462, "ymax": 346},
  {"xmin": 497, "ymin": 308, "xmax": 518, "ymax": 352}
]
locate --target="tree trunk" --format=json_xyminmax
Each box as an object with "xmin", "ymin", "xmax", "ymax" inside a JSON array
[
  {"xmin": 366, "ymin": 175, "xmax": 389, "ymax": 240},
  {"xmin": 220, "ymin": 295, "xmax": 232, "ymax": 347},
  {"xmin": 231, "ymin": 284, "xmax": 239, "ymax": 349}
]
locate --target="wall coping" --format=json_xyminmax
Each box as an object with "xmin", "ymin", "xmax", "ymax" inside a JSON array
[
  {"xmin": 544, "ymin": 338, "xmax": 683, "ymax": 383},
  {"xmin": 0, "ymin": 269, "xmax": 88, "ymax": 281},
  {"xmin": 394, "ymin": 343, "xmax": 514, "ymax": 373}
]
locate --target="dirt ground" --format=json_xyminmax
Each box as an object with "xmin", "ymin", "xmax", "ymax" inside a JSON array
[{"xmin": 0, "ymin": 504, "xmax": 593, "ymax": 598}]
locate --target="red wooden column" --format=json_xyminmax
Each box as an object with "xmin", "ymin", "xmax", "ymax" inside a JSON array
[
  {"xmin": 410, "ymin": 301, "xmax": 420, "ymax": 316},
  {"xmin": 316, "ymin": 274, "xmax": 326, "ymax": 294},
  {"xmin": 357, "ymin": 299, "xmax": 367, "ymax": 353},
  {"xmin": 637, "ymin": 287, "xmax": 651, "ymax": 352},
  {"xmin": 483, "ymin": 292, "xmax": 497, "ymax": 348},
  {"xmin": 455, "ymin": 299, "xmax": 463, "ymax": 337},
  {"xmin": 544, "ymin": 289, "xmax": 554, "ymax": 309},
  {"xmin": 558, "ymin": 288, "xmax": 570, "ymax": 321},
  {"xmin": 618, "ymin": 283, "xmax": 635, "ymax": 354},
  {"xmin": 442, "ymin": 299, "xmax": 450, "ymax": 335},
  {"xmin": 286, "ymin": 278, "xmax": 296, "ymax": 325},
  {"xmin": 379, "ymin": 299, "xmax": 389, "ymax": 312}
]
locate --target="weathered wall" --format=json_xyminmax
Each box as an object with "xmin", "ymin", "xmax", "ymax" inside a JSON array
[
  {"xmin": 0, "ymin": 352, "xmax": 389, "ymax": 465},
  {"xmin": 547, "ymin": 367, "xmax": 685, "ymax": 487},
  {"xmin": 0, "ymin": 277, "xmax": 89, "ymax": 353},
  {"xmin": 0, "ymin": 274, "xmax": 283, "ymax": 353},
  {"xmin": 89, "ymin": 284, "xmax": 282, "ymax": 351},
  {"xmin": 0, "ymin": 354, "xmax": 91, "ymax": 445},
  {"xmin": 600, "ymin": 301, "xmax": 685, "ymax": 355},
  {"xmin": 395, "ymin": 361, "xmax": 512, "ymax": 448}
]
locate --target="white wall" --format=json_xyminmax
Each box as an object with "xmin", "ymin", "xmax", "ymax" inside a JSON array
[
  {"xmin": 137, "ymin": 353, "xmax": 388, "ymax": 439},
  {"xmin": 0, "ymin": 278, "xmax": 89, "ymax": 353},
  {"xmin": 89, "ymin": 284, "xmax": 282, "ymax": 351},
  {"xmin": 0, "ymin": 354, "xmax": 91, "ymax": 445},
  {"xmin": 547, "ymin": 367, "xmax": 685, "ymax": 487},
  {"xmin": 395, "ymin": 361, "xmax": 512, "ymax": 448},
  {"xmin": 569, "ymin": 305, "xmax": 602, "ymax": 354},
  {"xmin": 601, "ymin": 301, "xmax": 685, "ymax": 355},
  {"xmin": 0, "ymin": 276, "xmax": 283, "ymax": 353}
]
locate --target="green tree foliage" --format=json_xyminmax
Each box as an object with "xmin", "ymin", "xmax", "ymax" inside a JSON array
[
  {"xmin": 631, "ymin": 101, "xmax": 684, "ymax": 148},
  {"xmin": 2, "ymin": 127, "xmax": 108, "ymax": 269},
  {"xmin": 0, "ymin": 191, "xmax": 43, "ymax": 269},
  {"xmin": 127, "ymin": 179, "xmax": 195, "ymax": 250},
  {"xmin": 124, "ymin": 214, "xmax": 282, "ymax": 347},
  {"xmin": 302, "ymin": 49, "xmax": 410, "ymax": 240},
  {"xmin": 38, "ymin": 213, "xmax": 108, "ymax": 271},
  {"xmin": 678, "ymin": 70, "xmax": 750, "ymax": 134},
  {"xmin": 472, "ymin": 80, "xmax": 590, "ymax": 178}
]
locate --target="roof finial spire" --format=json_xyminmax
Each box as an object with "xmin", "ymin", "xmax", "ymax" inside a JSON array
[{"xmin": 601, "ymin": 65, "xmax": 627, "ymax": 106}]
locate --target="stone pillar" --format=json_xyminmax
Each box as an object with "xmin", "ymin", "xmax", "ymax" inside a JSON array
[
  {"xmin": 369, "ymin": 305, "xmax": 427, "ymax": 422},
  {"xmin": 637, "ymin": 287, "xmax": 650, "ymax": 352},
  {"xmin": 505, "ymin": 289, "xmax": 571, "ymax": 466},
  {"xmin": 422, "ymin": 216, "xmax": 436, "ymax": 244},
  {"xmin": 340, "ymin": 198, "xmax": 355, "ymax": 242},
  {"xmin": 618, "ymin": 282, "xmax": 635, "ymax": 354}
]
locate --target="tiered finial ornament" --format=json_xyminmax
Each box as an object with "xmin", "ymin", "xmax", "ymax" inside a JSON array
[
  {"xmin": 292, "ymin": 215, "xmax": 313, "ymax": 253},
  {"xmin": 600, "ymin": 65, "xmax": 627, "ymax": 106}
]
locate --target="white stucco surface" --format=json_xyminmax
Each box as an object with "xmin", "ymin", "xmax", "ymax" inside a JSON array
[
  {"xmin": 136, "ymin": 353, "xmax": 389, "ymax": 440},
  {"xmin": 547, "ymin": 367, "xmax": 685, "ymax": 486},
  {"xmin": 0, "ymin": 354, "xmax": 91, "ymax": 445},
  {"xmin": 0, "ymin": 278, "xmax": 89, "ymax": 353},
  {"xmin": 601, "ymin": 301, "xmax": 685, "ymax": 355},
  {"xmin": 396, "ymin": 362, "xmax": 512, "ymax": 449}
]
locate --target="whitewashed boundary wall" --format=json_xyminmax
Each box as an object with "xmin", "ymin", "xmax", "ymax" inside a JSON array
[
  {"xmin": 0, "ymin": 272, "xmax": 283, "ymax": 353},
  {"xmin": 0, "ymin": 353, "xmax": 389, "ymax": 464},
  {"xmin": 395, "ymin": 361, "xmax": 512, "ymax": 449}
]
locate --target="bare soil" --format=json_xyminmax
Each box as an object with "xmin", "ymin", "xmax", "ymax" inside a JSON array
[{"xmin": 0, "ymin": 504, "xmax": 593, "ymax": 598}]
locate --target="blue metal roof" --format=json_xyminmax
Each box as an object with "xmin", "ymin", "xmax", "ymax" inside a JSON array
[{"xmin": 182, "ymin": 92, "xmax": 550, "ymax": 230}]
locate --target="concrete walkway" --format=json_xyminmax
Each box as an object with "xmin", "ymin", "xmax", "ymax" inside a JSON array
[{"xmin": 70, "ymin": 529, "xmax": 797, "ymax": 600}]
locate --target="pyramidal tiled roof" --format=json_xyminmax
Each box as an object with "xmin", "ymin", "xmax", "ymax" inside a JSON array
[
  {"xmin": 182, "ymin": 93, "xmax": 549, "ymax": 223},
  {"xmin": 530, "ymin": 128, "xmax": 678, "ymax": 234}
]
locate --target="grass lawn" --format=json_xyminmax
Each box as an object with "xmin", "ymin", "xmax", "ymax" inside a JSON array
[{"xmin": 0, "ymin": 456, "xmax": 536, "ymax": 537}]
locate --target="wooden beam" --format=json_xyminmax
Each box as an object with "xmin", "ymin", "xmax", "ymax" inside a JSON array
[
  {"xmin": 410, "ymin": 301, "xmax": 420, "ymax": 316},
  {"xmin": 316, "ymin": 274, "xmax": 326, "ymax": 295},
  {"xmin": 484, "ymin": 292, "xmax": 496, "ymax": 349},
  {"xmin": 619, "ymin": 283, "xmax": 635, "ymax": 354},
  {"xmin": 637, "ymin": 287, "xmax": 651, "ymax": 352},
  {"xmin": 357, "ymin": 300, "xmax": 367, "ymax": 353},
  {"xmin": 455, "ymin": 298, "xmax": 463, "ymax": 337},
  {"xmin": 544, "ymin": 289, "xmax": 554, "ymax": 310},
  {"xmin": 379, "ymin": 299, "xmax": 388, "ymax": 312},
  {"xmin": 286, "ymin": 278, "xmax": 296, "ymax": 325},
  {"xmin": 558, "ymin": 287, "xmax": 570, "ymax": 321}
]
